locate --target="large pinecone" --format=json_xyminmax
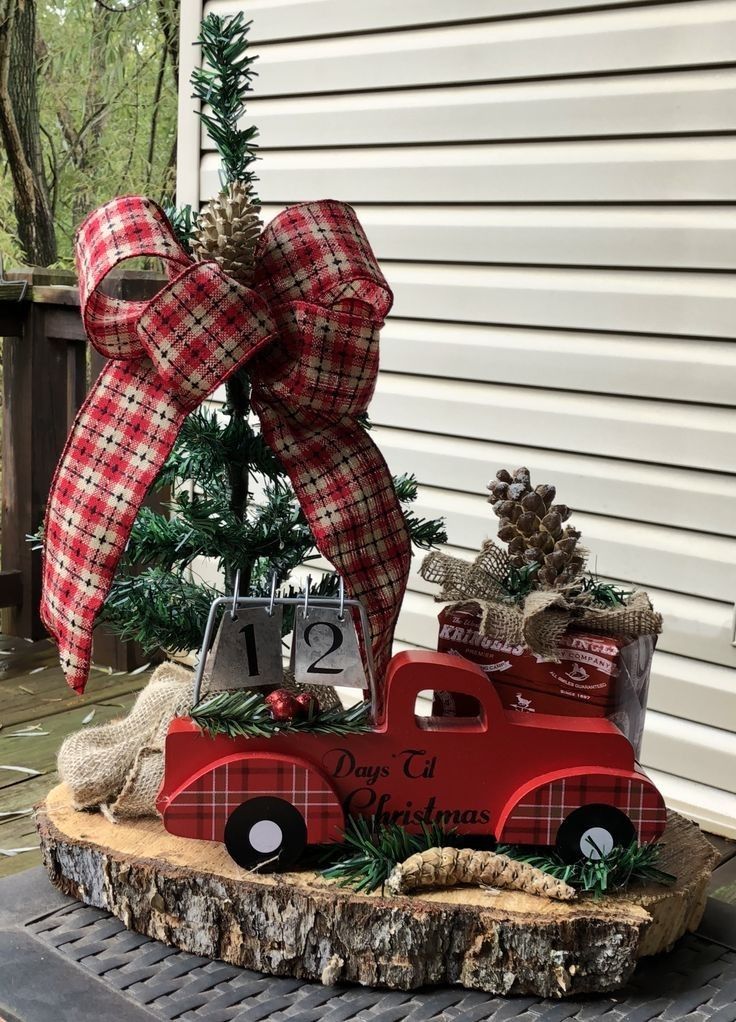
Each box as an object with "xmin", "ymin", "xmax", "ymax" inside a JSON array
[
  {"xmin": 487, "ymin": 467, "xmax": 584, "ymax": 588},
  {"xmin": 192, "ymin": 181, "xmax": 262, "ymax": 285}
]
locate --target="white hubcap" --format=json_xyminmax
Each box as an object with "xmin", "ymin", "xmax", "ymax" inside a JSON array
[
  {"xmin": 579, "ymin": 826, "xmax": 615, "ymax": 859},
  {"xmin": 249, "ymin": 819, "xmax": 283, "ymax": 854}
]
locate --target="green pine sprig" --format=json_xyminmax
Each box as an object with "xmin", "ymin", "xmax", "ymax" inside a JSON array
[
  {"xmin": 498, "ymin": 840, "xmax": 675, "ymax": 897},
  {"xmin": 162, "ymin": 201, "xmax": 196, "ymax": 254},
  {"xmin": 321, "ymin": 816, "xmax": 456, "ymax": 893},
  {"xmin": 392, "ymin": 473, "xmax": 448, "ymax": 550},
  {"xmin": 191, "ymin": 12, "xmax": 259, "ymax": 190},
  {"xmin": 319, "ymin": 817, "xmax": 674, "ymax": 897},
  {"xmin": 189, "ymin": 690, "xmax": 372, "ymax": 739},
  {"xmin": 578, "ymin": 573, "xmax": 633, "ymax": 608},
  {"xmin": 501, "ymin": 561, "xmax": 540, "ymax": 600},
  {"xmin": 98, "ymin": 568, "xmax": 220, "ymax": 654}
]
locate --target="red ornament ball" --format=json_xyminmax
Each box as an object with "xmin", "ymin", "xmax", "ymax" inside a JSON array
[
  {"xmin": 265, "ymin": 689, "xmax": 298, "ymax": 721},
  {"xmin": 293, "ymin": 692, "xmax": 319, "ymax": 718}
]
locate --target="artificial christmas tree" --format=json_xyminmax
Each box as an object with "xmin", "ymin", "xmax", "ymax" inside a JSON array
[{"xmin": 80, "ymin": 11, "xmax": 445, "ymax": 670}]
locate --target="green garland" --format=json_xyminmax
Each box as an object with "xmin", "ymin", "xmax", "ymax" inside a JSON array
[
  {"xmin": 321, "ymin": 817, "xmax": 454, "ymax": 894},
  {"xmin": 320, "ymin": 817, "xmax": 675, "ymax": 897},
  {"xmin": 577, "ymin": 574, "xmax": 633, "ymax": 608},
  {"xmin": 189, "ymin": 689, "xmax": 372, "ymax": 739},
  {"xmin": 499, "ymin": 841, "xmax": 675, "ymax": 896}
]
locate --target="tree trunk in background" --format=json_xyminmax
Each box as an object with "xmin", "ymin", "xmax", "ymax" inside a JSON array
[
  {"xmin": 155, "ymin": 0, "xmax": 179, "ymax": 86},
  {"xmin": 70, "ymin": 2, "xmax": 109, "ymax": 231},
  {"xmin": 154, "ymin": 0, "xmax": 179, "ymax": 197},
  {"xmin": 0, "ymin": 0, "xmax": 57, "ymax": 265}
]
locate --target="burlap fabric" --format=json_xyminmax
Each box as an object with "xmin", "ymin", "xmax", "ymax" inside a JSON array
[
  {"xmin": 422, "ymin": 541, "xmax": 662, "ymax": 661},
  {"xmin": 58, "ymin": 662, "xmax": 192, "ymax": 821},
  {"xmin": 58, "ymin": 662, "xmax": 342, "ymax": 820}
]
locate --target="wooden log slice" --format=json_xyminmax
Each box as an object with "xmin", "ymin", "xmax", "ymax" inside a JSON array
[{"xmin": 37, "ymin": 784, "xmax": 717, "ymax": 999}]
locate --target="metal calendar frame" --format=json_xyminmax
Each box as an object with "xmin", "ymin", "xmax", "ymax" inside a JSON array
[{"xmin": 192, "ymin": 593, "xmax": 378, "ymax": 709}]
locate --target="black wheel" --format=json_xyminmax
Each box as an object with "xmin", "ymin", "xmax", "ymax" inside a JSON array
[
  {"xmin": 224, "ymin": 796, "xmax": 307, "ymax": 872},
  {"xmin": 555, "ymin": 803, "xmax": 636, "ymax": 864}
]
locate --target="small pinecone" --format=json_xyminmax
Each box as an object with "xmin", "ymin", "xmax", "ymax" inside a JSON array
[
  {"xmin": 487, "ymin": 466, "xmax": 584, "ymax": 587},
  {"xmin": 192, "ymin": 180, "xmax": 262, "ymax": 285}
]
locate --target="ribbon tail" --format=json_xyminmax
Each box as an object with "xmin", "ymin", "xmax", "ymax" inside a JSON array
[
  {"xmin": 41, "ymin": 361, "xmax": 185, "ymax": 692},
  {"xmin": 255, "ymin": 404, "xmax": 411, "ymax": 685}
]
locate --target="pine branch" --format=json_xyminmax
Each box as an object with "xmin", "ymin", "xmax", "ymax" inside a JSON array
[
  {"xmin": 191, "ymin": 12, "xmax": 259, "ymax": 190},
  {"xmin": 498, "ymin": 841, "xmax": 675, "ymax": 897},
  {"xmin": 189, "ymin": 690, "xmax": 372, "ymax": 739},
  {"xmin": 99, "ymin": 568, "xmax": 220, "ymax": 653},
  {"xmin": 578, "ymin": 574, "xmax": 633, "ymax": 608},
  {"xmin": 162, "ymin": 200, "xmax": 195, "ymax": 254},
  {"xmin": 123, "ymin": 499, "xmax": 245, "ymax": 572},
  {"xmin": 155, "ymin": 408, "xmax": 260, "ymax": 492},
  {"xmin": 321, "ymin": 817, "xmax": 456, "ymax": 894},
  {"xmin": 393, "ymin": 473, "xmax": 448, "ymax": 550}
]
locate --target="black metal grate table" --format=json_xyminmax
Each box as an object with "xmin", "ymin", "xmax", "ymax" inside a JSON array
[{"xmin": 1, "ymin": 869, "xmax": 735, "ymax": 1022}]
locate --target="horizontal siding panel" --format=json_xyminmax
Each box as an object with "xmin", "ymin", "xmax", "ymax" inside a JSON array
[
  {"xmin": 409, "ymin": 485, "xmax": 736, "ymax": 602},
  {"xmin": 373, "ymin": 426, "xmax": 736, "ymax": 537},
  {"xmin": 218, "ymin": 139, "xmax": 736, "ymax": 207},
  {"xmin": 203, "ymin": 139, "xmax": 736, "ymax": 203},
  {"xmin": 648, "ymin": 652, "xmax": 736, "ymax": 731},
  {"xmin": 396, "ymin": 581, "xmax": 736, "ymax": 672},
  {"xmin": 376, "ymin": 320, "xmax": 736, "ymax": 404},
  {"xmin": 247, "ymin": 3, "xmax": 736, "ymax": 95},
  {"xmin": 385, "ymin": 263, "xmax": 736, "ymax": 339},
  {"xmin": 372, "ymin": 376, "xmax": 736, "ymax": 472},
  {"xmin": 645, "ymin": 768, "xmax": 736, "ymax": 838},
  {"xmin": 566, "ymin": 586, "xmax": 736, "ymax": 669},
  {"xmin": 208, "ymin": 0, "xmax": 668, "ymax": 41},
  {"xmin": 242, "ymin": 70, "xmax": 736, "ymax": 147},
  {"xmin": 258, "ymin": 204, "xmax": 736, "ymax": 271},
  {"xmin": 641, "ymin": 710, "xmax": 736, "ymax": 793}
]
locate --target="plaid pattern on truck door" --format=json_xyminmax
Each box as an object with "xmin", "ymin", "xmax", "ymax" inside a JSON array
[
  {"xmin": 499, "ymin": 771, "xmax": 667, "ymax": 846},
  {"xmin": 163, "ymin": 755, "xmax": 345, "ymax": 845}
]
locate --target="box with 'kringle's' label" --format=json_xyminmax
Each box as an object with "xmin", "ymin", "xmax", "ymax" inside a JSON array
[{"xmin": 433, "ymin": 605, "xmax": 654, "ymax": 756}]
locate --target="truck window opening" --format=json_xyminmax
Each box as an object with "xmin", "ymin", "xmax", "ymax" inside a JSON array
[{"xmin": 413, "ymin": 691, "xmax": 486, "ymax": 732}]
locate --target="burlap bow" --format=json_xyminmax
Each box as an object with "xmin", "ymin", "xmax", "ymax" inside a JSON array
[
  {"xmin": 422, "ymin": 541, "xmax": 662, "ymax": 661},
  {"xmin": 42, "ymin": 196, "xmax": 411, "ymax": 693}
]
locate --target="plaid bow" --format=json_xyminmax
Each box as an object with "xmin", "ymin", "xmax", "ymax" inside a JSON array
[{"xmin": 41, "ymin": 196, "xmax": 411, "ymax": 693}]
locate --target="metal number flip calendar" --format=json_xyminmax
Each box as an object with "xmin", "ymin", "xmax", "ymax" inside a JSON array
[
  {"xmin": 292, "ymin": 605, "xmax": 367, "ymax": 689},
  {"xmin": 205, "ymin": 605, "xmax": 284, "ymax": 692},
  {"xmin": 193, "ymin": 573, "xmax": 375, "ymax": 705}
]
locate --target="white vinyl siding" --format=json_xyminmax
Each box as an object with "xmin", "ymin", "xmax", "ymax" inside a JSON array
[{"xmin": 179, "ymin": 0, "xmax": 736, "ymax": 836}]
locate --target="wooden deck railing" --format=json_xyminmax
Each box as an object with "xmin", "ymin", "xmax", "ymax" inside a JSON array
[{"xmin": 0, "ymin": 269, "xmax": 163, "ymax": 669}]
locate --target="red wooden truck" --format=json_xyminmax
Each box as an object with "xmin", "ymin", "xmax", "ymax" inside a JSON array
[{"xmin": 157, "ymin": 650, "xmax": 667, "ymax": 871}]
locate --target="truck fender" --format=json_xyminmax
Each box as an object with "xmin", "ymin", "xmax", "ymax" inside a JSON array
[
  {"xmin": 161, "ymin": 751, "xmax": 345, "ymax": 845},
  {"xmin": 496, "ymin": 766, "xmax": 667, "ymax": 847}
]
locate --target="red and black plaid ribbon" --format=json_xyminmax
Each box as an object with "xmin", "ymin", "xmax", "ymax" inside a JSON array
[{"xmin": 41, "ymin": 195, "xmax": 411, "ymax": 693}]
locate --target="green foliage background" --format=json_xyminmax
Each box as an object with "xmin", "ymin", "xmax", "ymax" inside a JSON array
[{"xmin": 0, "ymin": 1, "xmax": 178, "ymax": 267}]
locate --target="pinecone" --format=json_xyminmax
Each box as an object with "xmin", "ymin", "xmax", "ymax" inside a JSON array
[
  {"xmin": 192, "ymin": 180, "xmax": 262, "ymax": 285},
  {"xmin": 487, "ymin": 467, "xmax": 584, "ymax": 588}
]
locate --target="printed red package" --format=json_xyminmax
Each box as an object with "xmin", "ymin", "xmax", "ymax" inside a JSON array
[{"xmin": 433, "ymin": 605, "xmax": 654, "ymax": 756}]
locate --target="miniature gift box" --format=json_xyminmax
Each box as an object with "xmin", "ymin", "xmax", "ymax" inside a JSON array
[{"xmin": 433, "ymin": 605, "xmax": 655, "ymax": 756}]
